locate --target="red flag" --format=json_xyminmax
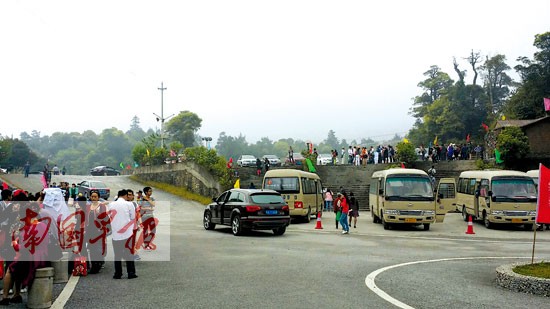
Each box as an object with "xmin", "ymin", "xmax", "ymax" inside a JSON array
[
  {"xmin": 466, "ymin": 134, "xmax": 470, "ymax": 142},
  {"xmin": 544, "ymin": 98, "xmax": 550, "ymax": 111},
  {"xmin": 537, "ymin": 164, "xmax": 550, "ymax": 224},
  {"xmin": 400, "ymin": 162, "xmax": 405, "ymax": 168},
  {"xmin": 481, "ymin": 123, "xmax": 489, "ymax": 132},
  {"xmin": 227, "ymin": 157, "xmax": 233, "ymax": 168}
]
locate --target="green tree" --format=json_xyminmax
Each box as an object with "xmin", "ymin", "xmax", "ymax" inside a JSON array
[
  {"xmin": 505, "ymin": 32, "xmax": 550, "ymax": 119},
  {"xmin": 410, "ymin": 65, "xmax": 454, "ymax": 118},
  {"xmin": 495, "ymin": 126, "xmax": 530, "ymax": 169},
  {"xmin": 323, "ymin": 130, "xmax": 339, "ymax": 150},
  {"xmin": 480, "ymin": 54, "xmax": 513, "ymax": 114},
  {"xmin": 215, "ymin": 132, "xmax": 249, "ymax": 160},
  {"xmin": 395, "ymin": 141, "xmax": 416, "ymax": 165},
  {"xmin": 164, "ymin": 111, "xmax": 202, "ymax": 148}
]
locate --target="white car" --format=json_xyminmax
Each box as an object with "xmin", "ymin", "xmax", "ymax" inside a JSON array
[
  {"xmin": 237, "ymin": 155, "xmax": 257, "ymax": 167},
  {"xmin": 316, "ymin": 153, "xmax": 333, "ymax": 165},
  {"xmin": 261, "ymin": 155, "xmax": 282, "ymax": 167},
  {"xmin": 0, "ymin": 167, "xmax": 7, "ymax": 174}
]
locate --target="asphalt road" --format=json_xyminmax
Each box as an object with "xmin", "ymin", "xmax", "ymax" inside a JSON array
[{"xmin": 1, "ymin": 173, "xmax": 549, "ymax": 308}]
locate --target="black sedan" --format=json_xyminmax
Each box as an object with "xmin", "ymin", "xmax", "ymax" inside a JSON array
[
  {"xmin": 203, "ymin": 189, "xmax": 290, "ymax": 236},
  {"xmin": 90, "ymin": 166, "xmax": 121, "ymax": 176}
]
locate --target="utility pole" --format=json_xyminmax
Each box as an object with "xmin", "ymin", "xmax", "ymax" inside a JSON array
[{"xmin": 154, "ymin": 82, "xmax": 174, "ymax": 149}]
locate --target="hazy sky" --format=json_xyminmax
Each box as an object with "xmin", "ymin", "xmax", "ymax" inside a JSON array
[{"xmin": 1, "ymin": 0, "xmax": 549, "ymax": 145}]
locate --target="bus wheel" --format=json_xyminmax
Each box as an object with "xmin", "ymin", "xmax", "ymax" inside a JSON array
[
  {"xmin": 423, "ymin": 223, "xmax": 430, "ymax": 231},
  {"xmin": 371, "ymin": 210, "xmax": 378, "ymax": 223},
  {"xmin": 462, "ymin": 206, "xmax": 468, "ymax": 222},
  {"xmin": 382, "ymin": 215, "xmax": 390, "ymax": 230},
  {"xmin": 483, "ymin": 212, "xmax": 493, "ymax": 229},
  {"xmin": 304, "ymin": 208, "xmax": 311, "ymax": 223}
]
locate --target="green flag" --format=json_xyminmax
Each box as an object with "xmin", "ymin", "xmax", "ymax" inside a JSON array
[
  {"xmin": 119, "ymin": 162, "xmax": 124, "ymax": 168},
  {"xmin": 495, "ymin": 149, "xmax": 504, "ymax": 164},
  {"xmin": 305, "ymin": 158, "xmax": 316, "ymax": 173}
]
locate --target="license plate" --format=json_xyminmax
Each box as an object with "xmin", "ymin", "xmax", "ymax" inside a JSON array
[
  {"xmin": 512, "ymin": 218, "xmax": 523, "ymax": 223},
  {"xmin": 265, "ymin": 210, "xmax": 278, "ymax": 215},
  {"xmin": 405, "ymin": 218, "xmax": 417, "ymax": 223}
]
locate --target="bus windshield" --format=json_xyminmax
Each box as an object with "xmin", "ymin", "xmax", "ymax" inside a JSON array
[
  {"xmin": 385, "ymin": 176, "xmax": 434, "ymax": 201},
  {"xmin": 264, "ymin": 177, "xmax": 300, "ymax": 193},
  {"xmin": 491, "ymin": 177, "xmax": 537, "ymax": 202}
]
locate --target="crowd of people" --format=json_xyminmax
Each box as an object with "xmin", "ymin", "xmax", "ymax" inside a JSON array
[{"xmin": 0, "ymin": 182, "xmax": 158, "ymax": 306}]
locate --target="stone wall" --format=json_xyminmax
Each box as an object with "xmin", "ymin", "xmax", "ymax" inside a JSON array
[{"xmin": 133, "ymin": 161, "xmax": 222, "ymax": 198}]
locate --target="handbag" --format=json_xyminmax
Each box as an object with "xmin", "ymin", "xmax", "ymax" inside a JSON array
[{"xmin": 72, "ymin": 255, "xmax": 88, "ymax": 276}]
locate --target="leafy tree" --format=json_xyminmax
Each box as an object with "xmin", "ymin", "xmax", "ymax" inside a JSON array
[
  {"xmin": 495, "ymin": 126, "xmax": 530, "ymax": 169},
  {"xmin": 411, "ymin": 66, "xmax": 454, "ymax": 118},
  {"xmin": 505, "ymin": 32, "xmax": 550, "ymax": 119},
  {"xmin": 164, "ymin": 111, "xmax": 202, "ymax": 148},
  {"xmin": 127, "ymin": 116, "xmax": 147, "ymax": 142},
  {"xmin": 215, "ymin": 132, "xmax": 249, "ymax": 160},
  {"xmin": 323, "ymin": 130, "xmax": 339, "ymax": 150},
  {"xmin": 395, "ymin": 141, "xmax": 416, "ymax": 165},
  {"xmin": 480, "ymin": 54, "xmax": 513, "ymax": 114}
]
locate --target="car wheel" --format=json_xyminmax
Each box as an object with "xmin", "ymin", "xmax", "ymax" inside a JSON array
[
  {"xmin": 423, "ymin": 223, "xmax": 430, "ymax": 231},
  {"xmin": 203, "ymin": 211, "xmax": 216, "ymax": 230},
  {"xmin": 232, "ymin": 215, "xmax": 243, "ymax": 236},
  {"xmin": 462, "ymin": 206, "xmax": 469, "ymax": 221},
  {"xmin": 273, "ymin": 226, "xmax": 286, "ymax": 236},
  {"xmin": 483, "ymin": 211, "xmax": 492, "ymax": 229},
  {"xmin": 523, "ymin": 224, "xmax": 533, "ymax": 231}
]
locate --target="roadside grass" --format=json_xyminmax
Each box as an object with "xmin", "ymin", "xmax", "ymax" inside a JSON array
[
  {"xmin": 513, "ymin": 262, "xmax": 550, "ymax": 279},
  {"xmin": 129, "ymin": 176, "xmax": 212, "ymax": 205}
]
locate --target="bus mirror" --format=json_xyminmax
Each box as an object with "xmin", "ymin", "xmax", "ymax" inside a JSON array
[{"xmin": 378, "ymin": 189, "xmax": 384, "ymax": 195}]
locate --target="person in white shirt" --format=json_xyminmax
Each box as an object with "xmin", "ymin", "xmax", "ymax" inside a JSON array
[{"xmin": 109, "ymin": 189, "xmax": 137, "ymax": 279}]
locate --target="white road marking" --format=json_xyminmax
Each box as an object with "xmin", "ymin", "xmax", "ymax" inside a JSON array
[
  {"xmin": 365, "ymin": 256, "xmax": 530, "ymax": 309},
  {"xmin": 51, "ymin": 275, "xmax": 79, "ymax": 309}
]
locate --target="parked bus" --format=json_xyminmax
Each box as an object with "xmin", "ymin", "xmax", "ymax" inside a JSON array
[
  {"xmin": 456, "ymin": 170, "xmax": 537, "ymax": 230},
  {"xmin": 526, "ymin": 169, "xmax": 539, "ymax": 187},
  {"xmin": 369, "ymin": 168, "xmax": 455, "ymax": 231},
  {"xmin": 262, "ymin": 169, "xmax": 323, "ymax": 222}
]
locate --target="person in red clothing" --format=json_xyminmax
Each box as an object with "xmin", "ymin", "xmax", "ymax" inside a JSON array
[{"xmin": 339, "ymin": 192, "xmax": 350, "ymax": 234}]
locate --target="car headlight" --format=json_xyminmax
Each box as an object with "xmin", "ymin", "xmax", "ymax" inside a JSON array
[
  {"xmin": 491, "ymin": 210, "xmax": 504, "ymax": 215},
  {"xmin": 423, "ymin": 210, "xmax": 435, "ymax": 216},
  {"xmin": 384, "ymin": 209, "xmax": 399, "ymax": 215},
  {"xmin": 528, "ymin": 211, "xmax": 536, "ymax": 216}
]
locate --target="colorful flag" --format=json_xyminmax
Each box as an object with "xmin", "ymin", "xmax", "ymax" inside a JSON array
[
  {"xmin": 537, "ymin": 164, "xmax": 550, "ymax": 224},
  {"xmin": 146, "ymin": 149, "xmax": 150, "ymax": 156},
  {"xmin": 544, "ymin": 98, "xmax": 550, "ymax": 111},
  {"xmin": 501, "ymin": 115, "xmax": 506, "ymax": 120},
  {"xmin": 466, "ymin": 134, "xmax": 470, "ymax": 142},
  {"xmin": 403, "ymin": 138, "xmax": 410, "ymax": 144},
  {"xmin": 227, "ymin": 157, "xmax": 233, "ymax": 168},
  {"xmin": 433, "ymin": 136, "xmax": 438, "ymax": 145},
  {"xmin": 119, "ymin": 162, "xmax": 124, "ymax": 169},
  {"xmin": 400, "ymin": 162, "xmax": 405, "ymax": 168},
  {"xmin": 494, "ymin": 149, "xmax": 504, "ymax": 164},
  {"xmin": 234, "ymin": 178, "xmax": 240, "ymax": 189},
  {"xmin": 481, "ymin": 123, "xmax": 489, "ymax": 132},
  {"xmin": 134, "ymin": 162, "xmax": 139, "ymax": 168},
  {"xmin": 170, "ymin": 149, "xmax": 176, "ymax": 157}
]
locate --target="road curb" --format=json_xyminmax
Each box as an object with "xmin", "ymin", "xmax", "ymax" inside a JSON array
[{"xmin": 496, "ymin": 262, "xmax": 550, "ymax": 297}]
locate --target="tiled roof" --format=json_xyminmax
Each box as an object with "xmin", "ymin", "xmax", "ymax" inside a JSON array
[{"xmin": 494, "ymin": 116, "xmax": 548, "ymax": 129}]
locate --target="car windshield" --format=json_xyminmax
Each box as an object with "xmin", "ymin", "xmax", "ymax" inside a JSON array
[
  {"xmin": 242, "ymin": 155, "xmax": 255, "ymax": 160},
  {"xmin": 89, "ymin": 181, "xmax": 107, "ymax": 188},
  {"xmin": 264, "ymin": 155, "xmax": 278, "ymax": 159},
  {"xmin": 491, "ymin": 177, "xmax": 537, "ymax": 202},
  {"xmin": 385, "ymin": 175, "xmax": 434, "ymax": 201},
  {"xmin": 250, "ymin": 193, "xmax": 285, "ymax": 204},
  {"xmin": 264, "ymin": 177, "xmax": 300, "ymax": 193},
  {"xmin": 319, "ymin": 154, "xmax": 331, "ymax": 158}
]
